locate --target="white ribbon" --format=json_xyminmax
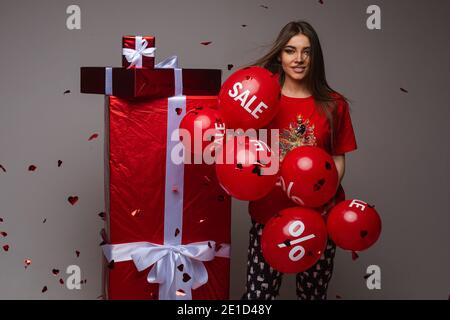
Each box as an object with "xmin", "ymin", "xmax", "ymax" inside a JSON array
[
  {"xmin": 102, "ymin": 241, "xmax": 230, "ymax": 300},
  {"xmin": 122, "ymin": 36, "xmax": 156, "ymax": 68}
]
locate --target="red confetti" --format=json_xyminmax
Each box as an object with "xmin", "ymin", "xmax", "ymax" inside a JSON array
[
  {"xmin": 43, "ymin": 218, "xmax": 47, "ymax": 223},
  {"xmin": 3, "ymin": 245, "xmax": 9, "ymax": 252},
  {"xmin": 400, "ymin": 87, "xmax": 408, "ymax": 93},
  {"xmin": 227, "ymin": 64, "xmax": 234, "ymax": 71},
  {"xmin": 176, "ymin": 289, "xmax": 186, "ymax": 296},
  {"xmin": 319, "ymin": 0, "xmax": 324, "ymax": 4},
  {"xmin": 88, "ymin": 133, "xmax": 99, "ymax": 141},
  {"xmin": 28, "ymin": 165, "xmax": 37, "ymax": 171},
  {"xmin": 75, "ymin": 250, "xmax": 80, "ymax": 257},
  {"xmin": 0, "ymin": 231, "xmax": 7, "ymax": 237},
  {"xmin": 0, "ymin": 164, "xmax": 6, "ymax": 172},
  {"xmin": 174, "ymin": 228, "xmax": 180, "ymax": 237},
  {"xmin": 63, "ymin": 90, "xmax": 71, "ymax": 95},
  {"xmin": 0, "ymin": 218, "xmax": 3, "ymax": 222},
  {"xmin": 200, "ymin": 41, "xmax": 212, "ymax": 46},
  {"xmin": 59, "ymin": 279, "xmax": 64, "ymax": 285},
  {"xmin": 241, "ymin": 24, "xmax": 247, "ymax": 27},
  {"xmin": 42, "ymin": 286, "xmax": 48, "ymax": 293},
  {"xmin": 131, "ymin": 209, "xmax": 141, "ymax": 217},
  {"xmin": 260, "ymin": 5, "xmax": 269, "ymax": 9},
  {"xmin": 98, "ymin": 212, "xmax": 105, "ymax": 220},
  {"xmin": 352, "ymin": 251, "xmax": 359, "ymax": 261},
  {"xmin": 68, "ymin": 196, "xmax": 79, "ymax": 205},
  {"xmin": 24, "ymin": 259, "xmax": 32, "ymax": 268},
  {"xmin": 58, "ymin": 160, "xmax": 62, "ymax": 167},
  {"xmin": 52, "ymin": 269, "xmax": 60, "ymax": 276},
  {"xmin": 108, "ymin": 260, "xmax": 115, "ymax": 269},
  {"xmin": 172, "ymin": 185, "xmax": 178, "ymax": 193}
]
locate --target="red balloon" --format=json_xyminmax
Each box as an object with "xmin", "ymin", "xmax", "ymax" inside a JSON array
[
  {"xmin": 179, "ymin": 107, "xmax": 226, "ymax": 155},
  {"xmin": 218, "ymin": 66, "xmax": 281, "ymax": 130},
  {"xmin": 280, "ymin": 146, "xmax": 339, "ymax": 208},
  {"xmin": 248, "ymin": 183, "xmax": 297, "ymax": 224},
  {"xmin": 327, "ymin": 199, "xmax": 382, "ymax": 251},
  {"xmin": 215, "ymin": 135, "xmax": 278, "ymax": 201},
  {"xmin": 261, "ymin": 207, "xmax": 328, "ymax": 273}
]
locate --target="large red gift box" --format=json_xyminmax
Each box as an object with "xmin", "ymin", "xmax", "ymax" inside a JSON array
[{"xmin": 80, "ymin": 40, "xmax": 231, "ymax": 300}]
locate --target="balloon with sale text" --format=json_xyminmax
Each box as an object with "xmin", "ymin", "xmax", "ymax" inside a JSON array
[
  {"xmin": 218, "ymin": 66, "xmax": 281, "ymax": 130},
  {"xmin": 179, "ymin": 106, "xmax": 226, "ymax": 155},
  {"xmin": 327, "ymin": 199, "xmax": 382, "ymax": 251}
]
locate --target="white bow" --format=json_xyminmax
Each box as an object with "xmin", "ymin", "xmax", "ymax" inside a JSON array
[
  {"xmin": 102, "ymin": 241, "xmax": 230, "ymax": 300},
  {"xmin": 122, "ymin": 36, "xmax": 156, "ymax": 68}
]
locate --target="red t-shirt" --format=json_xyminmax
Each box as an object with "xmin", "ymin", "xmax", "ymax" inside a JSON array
[
  {"xmin": 267, "ymin": 92, "xmax": 357, "ymax": 159},
  {"xmin": 248, "ymin": 92, "xmax": 357, "ymax": 223}
]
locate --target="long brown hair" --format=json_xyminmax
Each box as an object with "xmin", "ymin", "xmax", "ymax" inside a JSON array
[{"xmin": 252, "ymin": 20, "xmax": 348, "ymax": 154}]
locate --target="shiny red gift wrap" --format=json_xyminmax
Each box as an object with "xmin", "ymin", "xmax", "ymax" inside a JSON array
[{"xmin": 103, "ymin": 96, "xmax": 231, "ymax": 300}]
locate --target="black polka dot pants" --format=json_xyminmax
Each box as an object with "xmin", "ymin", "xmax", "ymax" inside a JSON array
[{"xmin": 241, "ymin": 220, "xmax": 337, "ymax": 300}]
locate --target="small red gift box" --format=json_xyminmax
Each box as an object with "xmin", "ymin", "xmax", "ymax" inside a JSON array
[{"xmin": 122, "ymin": 35, "xmax": 155, "ymax": 69}]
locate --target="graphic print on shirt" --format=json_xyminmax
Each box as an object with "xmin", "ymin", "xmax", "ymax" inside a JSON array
[{"xmin": 279, "ymin": 113, "xmax": 317, "ymax": 161}]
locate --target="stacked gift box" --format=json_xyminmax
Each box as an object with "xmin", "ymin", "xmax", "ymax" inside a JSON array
[{"xmin": 80, "ymin": 35, "xmax": 231, "ymax": 300}]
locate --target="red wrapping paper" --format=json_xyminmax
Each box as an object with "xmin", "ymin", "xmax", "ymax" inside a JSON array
[{"xmin": 105, "ymin": 96, "xmax": 231, "ymax": 300}]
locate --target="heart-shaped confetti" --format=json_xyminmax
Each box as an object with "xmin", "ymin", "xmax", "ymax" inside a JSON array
[
  {"xmin": 182, "ymin": 273, "xmax": 191, "ymax": 282},
  {"xmin": 68, "ymin": 196, "xmax": 79, "ymax": 205},
  {"xmin": 28, "ymin": 165, "xmax": 37, "ymax": 171},
  {"xmin": 64, "ymin": 90, "xmax": 71, "ymax": 94},
  {"xmin": 131, "ymin": 209, "xmax": 141, "ymax": 217},
  {"xmin": 57, "ymin": 160, "xmax": 62, "ymax": 167},
  {"xmin": 0, "ymin": 164, "xmax": 6, "ymax": 172},
  {"xmin": 75, "ymin": 250, "xmax": 80, "ymax": 257},
  {"xmin": 200, "ymin": 41, "xmax": 212, "ymax": 46},
  {"xmin": 0, "ymin": 231, "xmax": 7, "ymax": 237},
  {"xmin": 88, "ymin": 133, "xmax": 99, "ymax": 141},
  {"xmin": 24, "ymin": 259, "xmax": 32, "ymax": 268},
  {"xmin": 351, "ymin": 251, "xmax": 359, "ymax": 261},
  {"xmin": 52, "ymin": 269, "xmax": 60, "ymax": 276},
  {"xmin": 42, "ymin": 286, "xmax": 48, "ymax": 293},
  {"xmin": 3, "ymin": 245, "xmax": 9, "ymax": 252}
]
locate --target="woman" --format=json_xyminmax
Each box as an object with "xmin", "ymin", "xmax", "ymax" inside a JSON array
[{"xmin": 242, "ymin": 20, "xmax": 357, "ymax": 300}]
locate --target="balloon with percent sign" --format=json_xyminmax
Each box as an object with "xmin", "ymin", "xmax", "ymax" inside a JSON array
[
  {"xmin": 261, "ymin": 207, "xmax": 328, "ymax": 273},
  {"xmin": 327, "ymin": 199, "xmax": 382, "ymax": 251}
]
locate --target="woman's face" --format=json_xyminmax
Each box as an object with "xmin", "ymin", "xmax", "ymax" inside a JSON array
[{"xmin": 279, "ymin": 33, "xmax": 311, "ymax": 82}]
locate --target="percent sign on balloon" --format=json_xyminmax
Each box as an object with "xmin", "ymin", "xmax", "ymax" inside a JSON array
[{"xmin": 277, "ymin": 220, "xmax": 316, "ymax": 261}]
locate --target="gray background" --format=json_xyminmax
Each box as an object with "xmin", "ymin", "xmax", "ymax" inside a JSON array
[{"xmin": 1, "ymin": 0, "xmax": 449, "ymax": 299}]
